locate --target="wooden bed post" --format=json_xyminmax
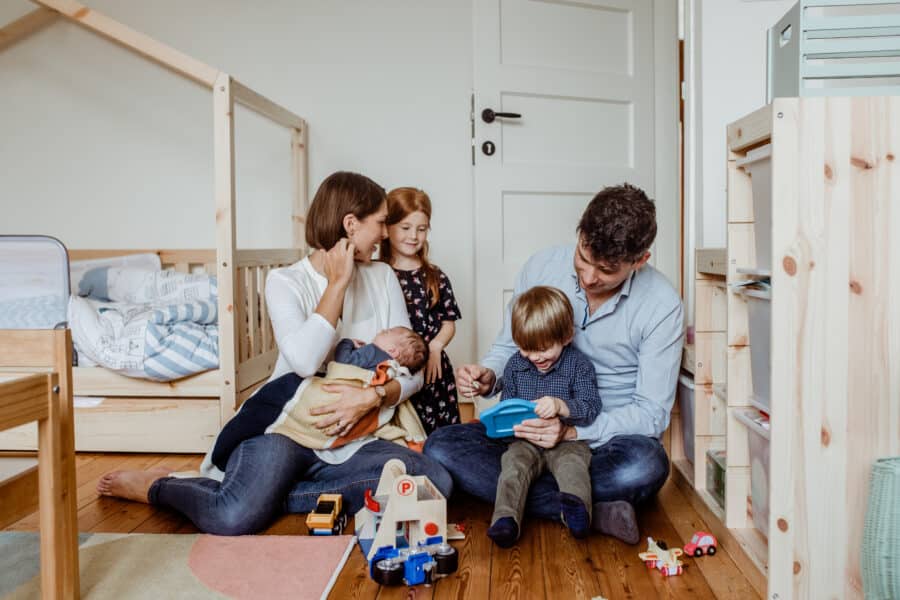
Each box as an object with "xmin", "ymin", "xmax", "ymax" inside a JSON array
[
  {"xmin": 214, "ymin": 72, "xmax": 238, "ymax": 424},
  {"xmin": 53, "ymin": 329, "xmax": 79, "ymax": 598},
  {"xmin": 291, "ymin": 126, "xmax": 308, "ymax": 251}
]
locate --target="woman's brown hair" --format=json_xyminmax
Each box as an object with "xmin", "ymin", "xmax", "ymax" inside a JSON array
[
  {"xmin": 305, "ymin": 171, "xmax": 386, "ymax": 250},
  {"xmin": 380, "ymin": 187, "xmax": 442, "ymax": 308}
]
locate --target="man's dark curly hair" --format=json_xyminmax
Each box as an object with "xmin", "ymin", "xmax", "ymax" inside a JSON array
[{"xmin": 577, "ymin": 183, "xmax": 657, "ymax": 266}]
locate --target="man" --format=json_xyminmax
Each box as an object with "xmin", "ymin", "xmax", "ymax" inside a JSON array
[{"xmin": 423, "ymin": 184, "xmax": 683, "ymax": 544}]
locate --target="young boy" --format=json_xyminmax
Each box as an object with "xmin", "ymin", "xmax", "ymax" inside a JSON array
[
  {"xmin": 487, "ymin": 286, "xmax": 602, "ymax": 548},
  {"xmin": 206, "ymin": 326, "xmax": 428, "ymax": 473}
]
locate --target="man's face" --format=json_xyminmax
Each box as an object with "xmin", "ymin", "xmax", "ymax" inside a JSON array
[{"xmin": 573, "ymin": 236, "xmax": 649, "ymax": 300}]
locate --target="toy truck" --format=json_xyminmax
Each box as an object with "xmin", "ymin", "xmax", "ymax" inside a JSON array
[
  {"xmin": 354, "ymin": 459, "xmax": 459, "ymax": 586},
  {"xmin": 305, "ymin": 493, "xmax": 348, "ymax": 535}
]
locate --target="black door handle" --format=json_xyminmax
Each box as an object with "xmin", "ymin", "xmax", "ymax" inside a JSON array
[{"xmin": 481, "ymin": 108, "xmax": 522, "ymax": 124}]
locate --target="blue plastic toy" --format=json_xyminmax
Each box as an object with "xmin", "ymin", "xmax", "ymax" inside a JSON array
[{"xmin": 480, "ymin": 398, "xmax": 538, "ymax": 438}]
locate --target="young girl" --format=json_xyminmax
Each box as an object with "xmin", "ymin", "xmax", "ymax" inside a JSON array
[{"xmin": 380, "ymin": 187, "xmax": 461, "ymax": 434}]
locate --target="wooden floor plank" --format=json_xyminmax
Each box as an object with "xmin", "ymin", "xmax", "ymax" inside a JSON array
[
  {"xmin": 326, "ymin": 521, "xmax": 382, "ymax": 600},
  {"xmin": 638, "ymin": 496, "xmax": 717, "ymax": 599},
  {"xmin": 3, "ymin": 455, "xmax": 764, "ymax": 599},
  {"xmin": 658, "ymin": 478, "xmax": 762, "ymax": 599},
  {"xmin": 490, "ymin": 508, "xmax": 545, "ymax": 599},
  {"xmin": 585, "ymin": 530, "xmax": 659, "ymax": 600},
  {"xmin": 91, "ymin": 455, "xmax": 202, "ymax": 533},
  {"xmin": 434, "ymin": 494, "xmax": 492, "ymax": 600}
]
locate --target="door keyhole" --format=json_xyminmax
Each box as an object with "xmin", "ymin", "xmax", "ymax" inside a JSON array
[{"xmin": 482, "ymin": 141, "xmax": 496, "ymax": 156}]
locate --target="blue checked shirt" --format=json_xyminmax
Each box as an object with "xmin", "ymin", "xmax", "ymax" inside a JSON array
[
  {"xmin": 483, "ymin": 245, "xmax": 684, "ymax": 449},
  {"xmin": 501, "ymin": 344, "xmax": 601, "ymax": 427}
]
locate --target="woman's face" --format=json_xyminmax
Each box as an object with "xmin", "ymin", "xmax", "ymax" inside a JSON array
[{"xmin": 349, "ymin": 202, "xmax": 388, "ymax": 262}]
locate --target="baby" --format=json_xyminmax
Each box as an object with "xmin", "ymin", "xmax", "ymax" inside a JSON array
[{"xmin": 207, "ymin": 326, "xmax": 427, "ymax": 472}]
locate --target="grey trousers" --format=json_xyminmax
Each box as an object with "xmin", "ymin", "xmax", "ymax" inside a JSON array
[{"xmin": 492, "ymin": 439, "xmax": 593, "ymax": 526}]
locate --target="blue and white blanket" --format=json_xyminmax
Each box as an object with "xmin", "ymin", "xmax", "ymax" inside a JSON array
[{"xmin": 69, "ymin": 267, "xmax": 220, "ymax": 381}]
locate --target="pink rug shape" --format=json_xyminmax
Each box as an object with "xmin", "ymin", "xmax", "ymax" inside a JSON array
[{"xmin": 187, "ymin": 534, "xmax": 356, "ymax": 600}]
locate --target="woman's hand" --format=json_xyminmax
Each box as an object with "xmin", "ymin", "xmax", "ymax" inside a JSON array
[
  {"xmin": 455, "ymin": 364, "xmax": 496, "ymax": 398},
  {"xmin": 425, "ymin": 340, "xmax": 444, "ymax": 384},
  {"xmin": 513, "ymin": 416, "xmax": 568, "ymax": 449},
  {"xmin": 311, "ymin": 384, "xmax": 379, "ymax": 437},
  {"xmin": 323, "ymin": 238, "xmax": 356, "ymax": 288}
]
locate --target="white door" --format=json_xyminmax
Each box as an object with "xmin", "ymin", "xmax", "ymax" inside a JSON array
[{"xmin": 472, "ymin": 0, "xmax": 678, "ymax": 358}]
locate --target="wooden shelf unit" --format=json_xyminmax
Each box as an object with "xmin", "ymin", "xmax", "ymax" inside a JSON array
[
  {"xmin": 678, "ymin": 97, "xmax": 900, "ymax": 599},
  {"xmin": 671, "ymin": 246, "xmax": 727, "ymax": 514}
]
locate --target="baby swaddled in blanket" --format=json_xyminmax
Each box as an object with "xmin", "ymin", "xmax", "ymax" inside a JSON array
[{"xmin": 199, "ymin": 326, "xmax": 429, "ymax": 478}]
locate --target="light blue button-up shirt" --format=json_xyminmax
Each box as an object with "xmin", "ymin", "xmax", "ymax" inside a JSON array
[{"xmin": 481, "ymin": 245, "xmax": 684, "ymax": 448}]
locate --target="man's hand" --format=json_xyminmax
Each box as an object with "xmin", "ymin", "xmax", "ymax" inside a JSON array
[
  {"xmin": 455, "ymin": 364, "xmax": 496, "ymax": 398},
  {"xmin": 513, "ymin": 416, "xmax": 572, "ymax": 449},
  {"xmin": 533, "ymin": 396, "xmax": 561, "ymax": 419}
]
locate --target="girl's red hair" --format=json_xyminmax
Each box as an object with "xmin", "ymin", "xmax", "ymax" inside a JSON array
[{"xmin": 381, "ymin": 187, "xmax": 441, "ymax": 308}]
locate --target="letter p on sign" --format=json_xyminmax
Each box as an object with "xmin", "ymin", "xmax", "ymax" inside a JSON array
[{"xmin": 397, "ymin": 477, "xmax": 416, "ymax": 497}]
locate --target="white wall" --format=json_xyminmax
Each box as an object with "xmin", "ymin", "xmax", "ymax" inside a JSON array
[
  {"xmin": 0, "ymin": 1, "xmax": 476, "ymax": 366},
  {"xmin": 698, "ymin": 0, "xmax": 793, "ymax": 246}
]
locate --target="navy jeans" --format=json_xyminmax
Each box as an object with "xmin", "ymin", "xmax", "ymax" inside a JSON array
[
  {"xmin": 423, "ymin": 422, "xmax": 669, "ymax": 521},
  {"xmin": 150, "ymin": 434, "xmax": 453, "ymax": 535}
]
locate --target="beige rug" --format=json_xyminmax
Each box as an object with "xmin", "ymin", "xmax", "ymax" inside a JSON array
[{"xmin": 0, "ymin": 532, "xmax": 356, "ymax": 600}]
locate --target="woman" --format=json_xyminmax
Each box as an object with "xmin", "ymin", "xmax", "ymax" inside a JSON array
[{"xmin": 98, "ymin": 171, "xmax": 452, "ymax": 535}]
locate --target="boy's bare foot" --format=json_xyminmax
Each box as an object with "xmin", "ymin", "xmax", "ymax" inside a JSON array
[{"xmin": 97, "ymin": 467, "xmax": 171, "ymax": 503}]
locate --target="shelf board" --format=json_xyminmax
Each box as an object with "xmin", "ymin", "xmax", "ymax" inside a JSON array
[
  {"xmin": 673, "ymin": 458, "xmax": 694, "ymax": 488},
  {"xmin": 731, "ymin": 527, "xmax": 769, "ymax": 577},
  {"xmin": 696, "ymin": 247, "xmax": 727, "ymax": 277},
  {"xmin": 713, "ymin": 383, "xmax": 727, "ymax": 402},
  {"xmin": 697, "ymin": 488, "xmax": 725, "ymax": 522},
  {"xmin": 681, "ymin": 342, "xmax": 695, "ymax": 376}
]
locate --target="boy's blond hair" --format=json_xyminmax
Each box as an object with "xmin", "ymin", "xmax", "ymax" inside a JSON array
[{"xmin": 510, "ymin": 286, "xmax": 574, "ymax": 351}]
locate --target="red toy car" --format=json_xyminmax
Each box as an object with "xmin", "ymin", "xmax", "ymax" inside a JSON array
[{"xmin": 684, "ymin": 531, "xmax": 718, "ymax": 557}]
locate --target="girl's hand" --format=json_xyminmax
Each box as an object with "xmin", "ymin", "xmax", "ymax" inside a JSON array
[
  {"xmin": 323, "ymin": 238, "xmax": 356, "ymax": 287},
  {"xmin": 425, "ymin": 340, "xmax": 443, "ymax": 384},
  {"xmin": 311, "ymin": 384, "xmax": 379, "ymax": 437},
  {"xmin": 533, "ymin": 396, "xmax": 560, "ymax": 419},
  {"xmin": 513, "ymin": 416, "xmax": 566, "ymax": 449}
]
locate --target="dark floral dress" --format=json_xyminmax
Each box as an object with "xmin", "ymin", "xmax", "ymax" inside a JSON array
[{"xmin": 393, "ymin": 266, "xmax": 461, "ymax": 434}]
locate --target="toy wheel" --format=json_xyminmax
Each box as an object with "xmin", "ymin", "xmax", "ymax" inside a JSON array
[
  {"xmin": 707, "ymin": 546, "xmax": 716, "ymax": 556},
  {"xmin": 693, "ymin": 548, "xmax": 703, "ymax": 558},
  {"xmin": 332, "ymin": 513, "xmax": 348, "ymax": 535},
  {"xmin": 656, "ymin": 540, "xmax": 668, "ymax": 550},
  {"xmin": 373, "ymin": 559, "xmax": 404, "ymax": 586},
  {"xmin": 434, "ymin": 545, "xmax": 459, "ymax": 575}
]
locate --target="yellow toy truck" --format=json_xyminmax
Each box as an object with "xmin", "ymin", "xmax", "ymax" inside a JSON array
[{"xmin": 306, "ymin": 493, "xmax": 348, "ymax": 535}]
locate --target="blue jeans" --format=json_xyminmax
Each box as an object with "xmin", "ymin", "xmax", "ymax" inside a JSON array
[
  {"xmin": 149, "ymin": 434, "xmax": 453, "ymax": 535},
  {"xmin": 423, "ymin": 422, "xmax": 669, "ymax": 521}
]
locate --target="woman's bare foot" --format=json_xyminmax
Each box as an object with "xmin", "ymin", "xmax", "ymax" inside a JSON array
[{"xmin": 97, "ymin": 467, "xmax": 171, "ymax": 503}]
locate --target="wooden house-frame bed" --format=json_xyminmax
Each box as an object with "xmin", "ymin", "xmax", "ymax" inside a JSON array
[{"xmin": 0, "ymin": 0, "xmax": 308, "ymax": 452}]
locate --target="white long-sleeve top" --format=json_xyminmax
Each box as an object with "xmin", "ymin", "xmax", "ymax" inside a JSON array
[{"xmin": 263, "ymin": 256, "xmax": 423, "ymax": 463}]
